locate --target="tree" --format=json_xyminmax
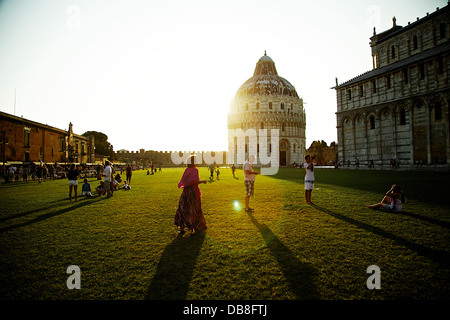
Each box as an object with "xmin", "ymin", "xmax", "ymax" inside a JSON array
[{"xmin": 82, "ymin": 131, "xmax": 115, "ymax": 160}]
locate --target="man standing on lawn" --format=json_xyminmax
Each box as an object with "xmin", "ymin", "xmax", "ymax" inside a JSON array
[
  {"xmin": 244, "ymin": 154, "xmax": 259, "ymax": 212},
  {"xmin": 103, "ymin": 161, "xmax": 112, "ymax": 198}
]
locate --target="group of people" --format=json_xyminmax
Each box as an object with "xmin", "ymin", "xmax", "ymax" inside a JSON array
[
  {"xmin": 208, "ymin": 164, "xmax": 221, "ymax": 180},
  {"xmin": 174, "ymin": 153, "xmax": 406, "ymax": 235},
  {"xmin": 2, "ymin": 162, "xmax": 65, "ymax": 183},
  {"xmin": 67, "ymin": 161, "xmax": 131, "ymax": 202}
]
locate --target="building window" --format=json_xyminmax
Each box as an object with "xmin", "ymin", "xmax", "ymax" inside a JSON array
[
  {"xmin": 260, "ymin": 123, "xmax": 264, "ymax": 129},
  {"xmin": 391, "ymin": 45, "xmax": 396, "ymax": 59},
  {"xmin": 281, "ymin": 103, "xmax": 284, "ymax": 110},
  {"xmin": 400, "ymin": 108, "xmax": 406, "ymax": 125},
  {"xmin": 437, "ymin": 57, "xmax": 444, "ymax": 75},
  {"xmin": 359, "ymin": 84, "xmax": 364, "ymax": 97},
  {"xmin": 434, "ymin": 102, "xmax": 442, "ymax": 121},
  {"xmin": 413, "ymin": 35, "xmax": 418, "ymax": 50},
  {"xmin": 440, "ymin": 22, "xmax": 446, "ymax": 39},
  {"xmin": 24, "ymin": 128, "xmax": 31, "ymax": 147},
  {"xmin": 403, "ymin": 68, "xmax": 409, "ymax": 84},
  {"xmin": 282, "ymin": 123, "xmax": 285, "ymax": 132},
  {"xmin": 386, "ymin": 75, "xmax": 391, "ymax": 89},
  {"xmin": 269, "ymin": 102, "xmax": 272, "ymax": 109},
  {"xmin": 369, "ymin": 116, "xmax": 375, "ymax": 130},
  {"xmin": 419, "ymin": 63, "xmax": 425, "ymax": 80},
  {"xmin": 372, "ymin": 80, "xmax": 377, "ymax": 93},
  {"xmin": 347, "ymin": 89, "xmax": 352, "ymax": 100}
]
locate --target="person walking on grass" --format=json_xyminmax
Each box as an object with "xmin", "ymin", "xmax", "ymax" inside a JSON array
[
  {"xmin": 303, "ymin": 154, "xmax": 315, "ymax": 204},
  {"xmin": 68, "ymin": 163, "xmax": 80, "ymax": 202},
  {"xmin": 126, "ymin": 164, "xmax": 132, "ymax": 184},
  {"xmin": 216, "ymin": 166, "xmax": 220, "ymax": 180},
  {"xmin": 244, "ymin": 154, "xmax": 259, "ymax": 212},
  {"xmin": 209, "ymin": 163, "xmax": 215, "ymax": 180},
  {"xmin": 175, "ymin": 155, "xmax": 207, "ymax": 235}
]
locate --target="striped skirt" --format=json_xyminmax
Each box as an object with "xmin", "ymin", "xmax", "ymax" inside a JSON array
[{"xmin": 174, "ymin": 185, "xmax": 207, "ymax": 231}]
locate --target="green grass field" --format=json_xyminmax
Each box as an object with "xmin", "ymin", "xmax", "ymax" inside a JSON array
[{"xmin": 0, "ymin": 167, "xmax": 449, "ymax": 300}]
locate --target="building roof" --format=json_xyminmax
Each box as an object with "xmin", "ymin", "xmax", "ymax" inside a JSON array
[
  {"xmin": 370, "ymin": 4, "xmax": 450, "ymax": 45},
  {"xmin": 234, "ymin": 53, "xmax": 299, "ymax": 98},
  {"xmin": 0, "ymin": 111, "xmax": 89, "ymax": 140},
  {"xmin": 336, "ymin": 41, "xmax": 450, "ymax": 88}
]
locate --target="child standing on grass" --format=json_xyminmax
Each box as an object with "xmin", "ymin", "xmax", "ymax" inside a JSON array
[
  {"xmin": 303, "ymin": 154, "xmax": 315, "ymax": 204},
  {"xmin": 175, "ymin": 155, "xmax": 207, "ymax": 235}
]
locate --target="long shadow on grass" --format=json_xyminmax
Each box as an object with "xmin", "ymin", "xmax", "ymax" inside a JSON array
[
  {"xmin": 247, "ymin": 212, "xmax": 319, "ymax": 299},
  {"xmin": 396, "ymin": 211, "xmax": 450, "ymax": 229},
  {"xmin": 145, "ymin": 232, "xmax": 205, "ymax": 300},
  {"xmin": 0, "ymin": 198, "xmax": 101, "ymax": 233},
  {"xmin": 0, "ymin": 201, "xmax": 69, "ymax": 222},
  {"xmin": 311, "ymin": 204, "xmax": 450, "ymax": 267}
]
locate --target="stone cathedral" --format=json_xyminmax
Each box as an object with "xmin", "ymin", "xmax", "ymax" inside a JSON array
[
  {"xmin": 334, "ymin": 4, "xmax": 449, "ymax": 169},
  {"xmin": 227, "ymin": 52, "xmax": 306, "ymax": 166}
]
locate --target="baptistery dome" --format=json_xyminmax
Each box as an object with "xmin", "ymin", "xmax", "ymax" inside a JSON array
[
  {"xmin": 234, "ymin": 52, "xmax": 299, "ymax": 98},
  {"xmin": 228, "ymin": 52, "xmax": 306, "ymax": 167}
]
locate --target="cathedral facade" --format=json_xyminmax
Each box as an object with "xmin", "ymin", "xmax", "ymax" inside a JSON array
[
  {"xmin": 227, "ymin": 53, "xmax": 306, "ymax": 167},
  {"xmin": 334, "ymin": 4, "xmax": 449, "ymax": 169}
]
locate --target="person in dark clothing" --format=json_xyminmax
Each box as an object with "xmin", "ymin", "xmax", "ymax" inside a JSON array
[{"xmin": 68, "ymin": 163, "xmax": 80, "ymax": 202}]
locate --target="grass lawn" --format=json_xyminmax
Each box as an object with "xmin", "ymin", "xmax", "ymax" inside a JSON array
[{"xmin": 0, "ymin": 167, "xmax": 449, "ymax": 300}]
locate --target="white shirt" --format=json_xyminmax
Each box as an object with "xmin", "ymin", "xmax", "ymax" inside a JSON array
[
  {"xmin": 104, "ymin": 165, "xmax": 112, "ymax": 181},
  {"xmin": 304, "ymin": 162, "xmax": 315, "ymax": 182},
  {"xmin": 243, "ymin": 161, "xmax": 255, "ymax": 181}
]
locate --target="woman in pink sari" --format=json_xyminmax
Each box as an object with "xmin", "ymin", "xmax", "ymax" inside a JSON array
[{"xmin": 175, "ymin": 155, "xmax": 207, "ymax": 235}]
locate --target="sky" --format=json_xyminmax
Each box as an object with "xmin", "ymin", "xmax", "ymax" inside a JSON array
[{"xmin": 0, "ymin": 0, "xmax": 446, "ymax": 152}]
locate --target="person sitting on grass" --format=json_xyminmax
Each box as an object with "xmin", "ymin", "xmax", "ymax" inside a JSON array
[
  {"xmin": 81, "ymin": 178, "xmax": 93, "ymax": 197},
  {"xmin": 122, "ymin": 180, "xmax": 131, "ymax": 190},
  {"xmin": 95, "ymin": 181, "xmax": 106, "ymax": 196},
  {"xmin": 365, "ymin": 184, "xmax": 405, "ymax": 212},
  {"xmin": 112, "ymin": 179, "xmax": 119, "ymax": 190}
]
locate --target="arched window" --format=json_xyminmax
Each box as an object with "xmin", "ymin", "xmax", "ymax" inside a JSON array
[
  {"xmin": 434, "ymin": 101, "xmax": 442, "ymax": 121},
  {"xmin": 391, "ymin": 45, "xmax": 396, "ymax": 59},
  {"xmin": 400, "ymin": 108, "xmax": 406, "ymax": 125},
  {"xmin": 369, "ymin": 116, "xmax": 376, "ymax": 130},
  {"xmin": 413, "ymin": 35, "xmax": 418, "ymax": 50}
]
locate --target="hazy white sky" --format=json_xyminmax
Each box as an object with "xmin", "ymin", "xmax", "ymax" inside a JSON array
[{"xmin": 0, "ymin": 0, "xmax": 446, "ymax": 152}]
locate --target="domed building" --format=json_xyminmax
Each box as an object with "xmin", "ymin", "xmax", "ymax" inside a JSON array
[{"xmin": 227, "ymin": 52, "xmax": 306, "ymax": 167}]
